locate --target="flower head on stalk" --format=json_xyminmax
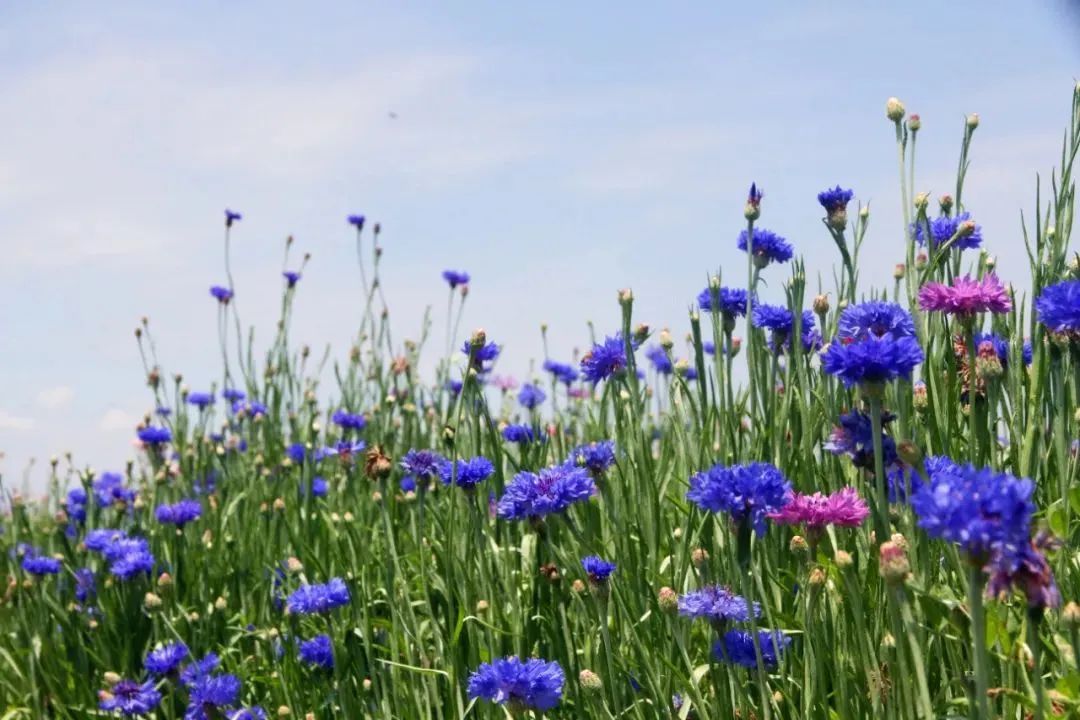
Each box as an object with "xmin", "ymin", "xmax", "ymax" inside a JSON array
[
  {"xmin": 331, "ymin": 410, "xmax": 366, "ymax": 432},
  {"xmin": 686, "ymin": 462, "xmax": 791, "ymax": 535},
  {"xmin": 285, "ymin": 578, "xmax": 350, "ymax": 615},
  {"xmin": 987, "ymin": 531, "xmax": 1060, "ymax": 611},
  {"xmin": 518, "ymin": 383, "xmax": 546, "ymax": 409},
  {"xmin": 821, "ymin": 335, "xmax": 923, "ymax": 390},
  {"xmin": 713, "ymin": 630, "xmax": 791, "ymax": 668},
  {"xmin": 282, "ymin": 271, "xmax": 301, "ymax": 287},
  {"xmin": 137, "ymin": 426, "xmax": 172, "ymax": 447},
  {"xmin": 824, "ymin": 410, "xmax": 900, "ymax": 471},
  {"xmin": 155, "ymin": 499, "xmax": 202, "ymax": 528},
  {"xmin": 581, "ymin": 556, "xmax": 616, "ymax": 585},
  {"xmin": 837, "ymin": 301, "xmax": 916, "ymax": 341},
  {"xmin": 467, "ymin": 657, "xmax": 565, "ymax": 712},
  {"xmin": 645, "ymin": 345, "xmax": 673, "ymax": 374},
  {"xmin": 768, "ymin": 487, "xmax": 869, "ymax": 530},
  {"xmin": 186, "ymin": 673, "xmax": 241, "ymax": 720},
  {"xmin": 347, "ymin": 214, "xmax": 365, "ymax": 229},
  {"xmin": 1035, "ymin": 279, "xmax": 1080, "ymax": 337},
  {"xmin": 210, "ymin": 286, "xmax": 233, "ymax": 304},
  {"xmin": 400, "ymin": 449, "xmax": 448, "ymax": 480},
  {"xmin": 502, "ymin": 424, "xmax": 536, "ymax": 444},
  {"xmin": 818, "ymin": 185, "xmax": 855, "ymax": 230},
  {"xmin": 886, "ymin": 454, "xmax": 960, "ymax": 503},
  {"xmin": 737, "ymin": 228, "xmax": 793, "ymax": 267},
  {"xmin": 912, "ymin": 212, "xmax": 983, "ymax": 251},
  {"xmin": 225, "ymin": 209, "xmax": 242, "ymax": 226},
  {"xmin": 678, "ymin": 585, "xmax": 760, "ymax": 624},
  {"xmin": 697, "ymin": 286, "xmax": 749, "ymax": 318},
  {"xmin": 145, "ymin": 642, "xmax": 189, "ymax": 676},
  {"xmin": 442, "ymin": 270, "xmax": 470, "ymax": 289},
  {"xmin": 565, "ymin": 441, "xmax": 616, "ymax": 477},
  {"xmin": 298, "ymin": 634, "xmax": 334, "ymax": 669},
  {"xmin": 497, "ymin": 465, "xmax": 595, "ymax": 520},
  {"xmin": 543, "ymin": 359, "xmax": 579, "ymax": 385},
  {"xmin": 440, "ymin": 456, "xmax": 495, "ymax": 489},
  {"xmin": 98, "ymin": 679, "xmax": 161, "ymax": 716},
  {"xmin": 580, "ymin": 335, "xmax": 629, "ymax": 383},
  {"xmin": 918, "ymin": 274, "xmax": 1011, "ymax": 318}
]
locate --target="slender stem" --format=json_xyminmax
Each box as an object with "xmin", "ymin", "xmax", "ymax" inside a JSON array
[
  {"xmin": 1028, "ymin": 610, "xmax": 1045, "ymax": 720},
  {"xmin": 867, "ymin": 392, "xmax": 890, "ymax": 544},
  {"xmin": 967, "ymin": 564, "xmax": 991, "ymax": 720}
]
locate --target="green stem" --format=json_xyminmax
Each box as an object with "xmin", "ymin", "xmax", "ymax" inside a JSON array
[{"xmin": 967, "ymin": 564, "xmax": 991, "ymax": 720}]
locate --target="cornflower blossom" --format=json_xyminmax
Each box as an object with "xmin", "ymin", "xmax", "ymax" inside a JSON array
[
  {"xmin": 580, "ymin": 335, "xmax": 628, "ymax": 383},
  {"xmin": 686, "ymin": 462, "xmax": 791, "ymax": 534},
  {"xmin": 714, "ymin": 630, "xmax": 791, "ymax": 669},
  {"xmin": 737, "ymin": 228, "xmax": 793, "ymax": 266},
  {"xmin": 285, "ymin": 578, "xmax": 350, "ymax": 615},
  {"xmin": 678, "ymin": 586, "xmax": 760, "ymax": 624},
  {"xmin": 912, "ymin": 212, "xmax": 983, "ymax": 251},
  {"xmin": 497, "ymin": 465, "xmax": 595, "ymax": 520},
  {"xmin": 1035, "ymin": 279, "xmax": 1080, "ymax": 336},
  {"xmin": 581, "ymin": 556, "xmax": 616, "ymax": 584},
  {"xmin": 467, "ymin": 657, "xmax": 565, "ymax": 711},
  {"xmin": 767, "ymin": 487, "xmax": 869, "ymax": 530},
  {"xmin": 918, "ymin": 274, "xmax": 1011, "ymax": 317},
  {"xmin": 99, "ymin": 679, "xmax": 161, "ymax": 716}
]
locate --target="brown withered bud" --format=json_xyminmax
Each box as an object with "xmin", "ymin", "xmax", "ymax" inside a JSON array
[{"xmin": 364, "ymin": 445, "xmax": 393, "ymax": 481}]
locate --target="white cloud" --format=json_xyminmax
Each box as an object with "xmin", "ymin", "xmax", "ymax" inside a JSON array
[
  {"xmin": 36, "ymin": 385, "xmax": 74, "ymax": 410},
  {"xmin": 98, "ymin": 408, "xmax": 137, "ymax": 432},
  {"xmin": 0, "ymin": 410, "xmax": 35, "ymax": 431}
]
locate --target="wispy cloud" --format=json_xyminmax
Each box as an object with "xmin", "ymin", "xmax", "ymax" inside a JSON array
[
  {"xmin": 0, "ymin": 410, "xmax": 35, "ymax": 431},
  {"xmin": 98, "ymin": 408, "xmax": 138, "ymax": 433},
  {"xmin": 36, "ymin": 385, "xmax": 74, "ymax": 410}
]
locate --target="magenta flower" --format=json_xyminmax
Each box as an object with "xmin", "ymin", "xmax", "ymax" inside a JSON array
[
  {"xmin": 918, "ymin": 274, "xmax": 1011, "ymax": 317},
  {"xmin": 767, "ymin": 487, "xmax": 869, "ymax": 529},
  {"xmin": 492, "ymin": 375, "xmax": 519, "ymax": 392}
]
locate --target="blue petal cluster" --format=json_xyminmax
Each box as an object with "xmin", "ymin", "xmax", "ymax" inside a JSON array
[
  {"xmin": 645, "ymin": 345, "xmax": 673, "ymax": 374},
  {"xmin": 714, "ymin": 630, "xmax": 791, "ymax": 668},
  {"xmin": 678, "ymin": 585, "xmax": 760, "ymax": 623},
  {"xmin": 817, "ymin": 186, "xmax": 855, "ymax": 213},
  {"xmin": 94, "ymin": 472, "xmax": 136, "ymax": 506},
  {"xmin": 145, "ymin": 642, "xmax": 189, "ymax": 675},
  {"xmin": 1036, "ymin": 279, "xmax": 1080, "ymax": 334},
  {"xmin": 542, "ymin": 359, "xmax": 579, "ymax": 385},
  {"xmin": 821, "ymin": 331, "xmax": 924, "ymax": 388},
  {"xmin": 518, "ymin": 383, "xmax": 546, "ymax": 409},
  {"xmin": 286, "ymin": 578, "xmax": 350, "ymax": 615},
  {"xmin": 502, "ymin": 424, "xmax": 536, "ymax": 444},
  {"xmin": 400, "ymin": 449, "xmax": 448, "ymax": 479},
  {"xmin": 187, "ymin": 392, "xmax": 215, "ymax": 409},
  {"xmin": 99, "ymin": 679, "xmax": 161, "ymax": 716},
  {"xmin": 837, "ymin": 301, "xmax": 916, "ymax": 341},
  {"xmin": 580, "ymin": 335, "xmax": 628, "ymax": 383},
  {"xmin": 331, "ymin": 409, "xmax": 366, "ymax": 431},
  {"xmin": 565, "ymin": 441, "xmax": 616, "ymax": 476},
  {"xmin": 21, "ymin": 550, "xmax": 61, "ymax": 576},
  {"xmin": 686, "ymin": 462, "xmax": 792, "ymax": 534},
  {"xmin": 697, "ymin": 286, "xmax": 749, "ymax": 317},
  {"xmin": 155, "ymin": 499, "xmax": 202, "ymax": 528},
  {"xmin": 298, "ymin": 635, "xmax": 334, "ymax": 669},
  {"xmin": 581, "ymin": 556, "xmax": 617, "ymax": 583},
  {"xmin": 912, "ymin": 212, "xmax": 983, "ymax": 251},
  {"xmin": 440, "ymin": 457, "xmax": 495, "ymax": 488},
  {"xmin": 442, "ymin": 270, "xmax": 470, "ymax": 288},
  {"xmin": 737, "ymin": 228, "xmax": 793, "ymax": 265},
  {"xmin": 467, "ymin": 657, "xmax": 565, "ymax": 711},
  {"xmin": 497, "ymin": 466, "xmax": 595, "ymax": 520},
  {"xmin": 186, "ymin": 673, "xmax": 241, "ymax": 720},
  {"xmin": 824, "ymin": 410, "xmax": 899, "ymax": 471},
  {"xmin": 137, "ymin": 426, "xmax": 172, "ymax": 446}
]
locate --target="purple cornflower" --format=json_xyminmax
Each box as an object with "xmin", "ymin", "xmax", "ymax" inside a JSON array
[
  {"xmin": 912, "ymin": 212, "xmax": 982, "ymax": 251},
  {"xmin": 400, "ymin": 449, "xmax": 448, "ymax": 480},
  {"xmin": 686, "ymin": 462, "xmax": 791, "ymax": 534},
  {"xmin": 987, "ymin": 533, "xmax": 1060, "ymax": 611},
  {"xmin": 21, "ymin": 551, "xmax": 61, "ymax": 576},
  {"xmin": 298, "ymin": 634, "xmax": 334, "ymax": 669},
  {"xmin": 697, "ymin": 286, "xmax": 749, "ymax": 318},
  {"xmin": 400, "ymin": 476, "xmax": 417, "ymax": 493},
  {"xmin": 93, "ymin": 472, "xmax": 136, "ymax": 507},
  {"xmin": 502, "ymin": 424, "xmax": 536, "ymax": 443},
  {"xmin": 105, "ymin": 538, "xmax": 155, "ymax": 580},
  {"xmin": 442, "ymin": 270, "xmax": 470, "ymax": 288},
  {"xmin": 918, "ymin": 274, "xmax": 1012, "ymax": 317},
  {"xmin": 99, "ymin": 679, "xmax": 161, "ymax": 716},
  {"xmin": 222, "ymin": 388, "xmax": 245, "ymax": 403},
  {"xmin": 911, "ymin": 462, "xmax": 1034, "ymax": 562},
  {"xmin": 210, "ymin": 286, "xmax": 234, "ymax": 304},
  {"xmin": 738, "ymin": 228, "xmax": 793, "ymax": 266},
  {"xmin": 837, "ymin": 301, "xmax": 917, "ymax": 341},
  {"xmin": 75, "ymin": 567, "xmax": 96, "ymax": 603},
  {"xmin": 331, "ymin": 409, "xmax": 366, "ymax": 432},
  {"xmin": 283, "ymin": 271, "xmax": 301, "ymax": 287},
  {"xmin": 440, "ymin": 456, "xmax": 495, "ymax": 489},
  {"xmin": 542, "ymin": 360, "xmax": 579, "ymax": 385},
  {"xmin": 225, "ymin": 209, "xmax": 242, "ymax": 227},
  {"xmin": 747, "ymin": 182, "xmax": 763, "ymax": 209},
  {"xmin": 497, "ymin": 465, "xmax": 595, "ymax": 520},
  {"xmin": 137, "ymin": 426, "xmax": 172, "ymax": 447},
  {"xmin": 518, "ymin": 383, "xmax": 546, "ymax": 409},
  {"xmin": 155, "ymin": 499, "xmax": 202, "ymax": 528},
  {"xmin": 824, "ymin": 410, "xmax": 900, "ymax": 471},
  {"xmin": 887, "ymin": 454, "xmax": 960, "ymax": 503},
  {"xmin": 187, "ymin": 392, "xmax": 215, "ymax": 410},
  {"xmin": 714, "ymin": 630, "xmax": 790, "ymax": 669},
  {"xmin": 581, "ymin": 556, "xmax": 616, "ymax": 584},
  {"xmin": 678, "ymin": 585, "xmax": 760, "ymax": 624},
  {"xmin": 1035, "ymin": 279, "xmax": 1080, "ymax": 336},
  {"xmin": 286, "ymin": 578, "xmax": 350, "ymax": 615},
  {"xmin": 565, "ymin": 441, "xmax": 616, "ymax": 477},
  {"xmin": 66, "ymin": 487, "xmax": 88, "ymax": 523},
  {"xmin": 347, "ymin": 214, "xmax": 365, "ymax": 229},
  {"xmin": 581, "ymin": 335, "xmax": 628, "ymax": 383},
  {"xmin": 467, "ymin": 657, "xmax": 565, "ymax": 712},
  {"xmin": 646, "ymin": 345, "xmax": 673, "ymax": 374},
  {"xmin": 767, "ymin": 487, "xmax": 869, "ymax": 529},
  {"xmin": 145, "ymin": 642, "xmax": 190, "ymax": 676},
  {"xmin": 186, "ymin": 674, "xmax": 241, "ymax": 720},
  {"xmin": 180, "ymin": 654, "xmax": 220, "ymax": 687}
]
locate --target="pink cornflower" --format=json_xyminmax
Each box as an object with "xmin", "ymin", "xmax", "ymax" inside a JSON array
[
  {"xmin": 492, "ymin": 375, "xmax": 519, "ymax": 392},
  {"xmin": 768, "ymin": 487, "xmax": 869, "ymax": 529},
  {"xmin": 918, "ymin": 273, "xmax": 1011, "ymax": 317}
]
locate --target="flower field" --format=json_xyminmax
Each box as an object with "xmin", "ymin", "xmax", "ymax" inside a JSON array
[{"xmin": 4, "ymin": 85, "xmax": 1080, "ymax": 719}]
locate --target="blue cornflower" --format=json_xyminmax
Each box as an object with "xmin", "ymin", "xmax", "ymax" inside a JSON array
[
  {"xmin": 581, "ymin": 556, "xmax": 616, "ymax": 584},
  {"xmin": 99, "ymin": 679, "xmax": 161, "ymax": 716},
  {"xmin": 497, "ymin": 465, "xmax": 595, "ymax": 520},
  {"xmin": 66, "ymin": 487, "xmax": 87, "ymax": 524},
  {"xmin": 298, "ymin": 635, "xmax": 334, "ymax": 669},
  {"xmin": 766, "ymin": 311, "xmax": 820, "ymax": 354},
  {"xmin": 180, "ymin": 654, "xmax": 220, "ymax": 687},
  {"xmin": 678, "ymin": 585, "xmax": 760, "ymax": 623},
  {"xmin": 714, "ymin": 630, "xmax": 791, "ymax": 669},
  {"xmin": 646, "ymin": 345, "xmax": 673, "ymax": 374},
  {"xmin": 738, "ymin": 228, "xmax": 793, "ymax": 266},
  {"xmin": 1023, "ymin": 339, "xmax": 1034, "ymax": 366},
  {"xmin": 106, "ymin": 538, "xmax": 155, "ymax": 580},
  {"xmin": 886, "ymin": 455, "xmax": 962, "ymax": 503},
  {"xmin": 462, "ymin": 340, "xmax": 500, "ymax": 365},
  {"xmin": 347, "ymin": 214, "xmax": 365, "ymax": 229},
  {"xmin": 228, "ymin": 708, "xmax": 267, "ymax": 720},
  {"xmin": 697, "ymin": 286, "xmax": 749, "ymax": 317},
  {"xmin": 565, "ymin": 441, "xmax": 616, "ymax": 477},
  {"xmin": 1036, "ymin": 279, "xmax": 1080, "ymax": 335},
  {"xmin": 318, "ymin": 439, "xmax": 366, "ymax": 462},
  {"xmin": 974, "ymin": 332, "xmax": 1010, "ymax": 368},
  {"xmin": 75, "ymin": 567, "xmax": 96, "ymax": 603},
  {"xmin": 309, "ymin": 476, "xmax": 328, "ymax": 498},
  {"xmin": 684, "ymin": 366, "xmax": 699, "ymax": 380},
  {"xmin": 156, "ymin": 406, "xmax": 171, "ymax": 417},
  {"xmin": 283, "ymin": 271, "xmax": 301, "ymax": 287},
  {"xmin": 286, "ymin": 578, "xmax": 350, "ymax": 615},
  {"xmin": 440, "ymin": 457, "xmax": 495, "ymax": 489},
  {"xmin": 22, "ymin": 551, "xmax": 61, "ymax": 576},
  {"xmin": 911, "ymin": 462, "xmax": 1034, "ymax": 561},
  {"xmin": 186, "ymin": 674, "xmax": 241, "ymax": 720},
  {"xmin": 912, "ymin": 212, "xmax": 983, "ymax": 251},
  {"xmin": 400, "ymin": 476, "xmax": 417, "ymax": 493},
  {"xmin": 93, "ymin": 472, "xmax": 135, "ymax": 507},
  {"xmin": 747, "ymin": 182, "xmax": 763, "ymax": 208},
  {"xmin": 542, "ymin": 359, "xmax": 579, "ymax": 384},
  {"xmin": 146, "ymin": 642, "xmax": 190, "ymax": 676},
  {"xmin": 818, "ymin": 185, "xmax": 855, "ymax": 214},
  {"xmin": 85, "ymin": 528, "xmax": 128, "ymax": 553},
  {"xmin": 518, "ymin": 383, "xmax": 546, "ymax": 409},
  {"xmin": 837, "ymin": 301, "xmax": 917, "ymax": 341},
  {"xmin": 821, "ymin": 334, "xmax": 924, "ymax": 387},
  {"xmin": 286, "ymin": 443, "xmax": 307, "ymax": 464},
  {"xmin": 187, "ymin": 392, "xmax": 215, "ymax": 410},
  {"xmin": 137, "ymin": 426, "xmax": 172, "ymax": 447},
  {"xmin": 467, "ymin": 657, "xmax": 565, "ymax": 712},
  {"xmin": 222, "ymin": 388, "xmax": 245, "ymax": 403},
  {"xmin": 210, "ymin": 286, "xmax": 234, "ymax": 304},
  {"xmin": 233, "ymin": 400, "xmax": 266, "ymax": 417},
  {"xmin": 443, "ymin": 270, "xmax": 470, "ymax": 288},
  {"xmin": 687, "ymin": 462, "xmax": 791, "ymax": 534},
  {"xmin": 225, "ymin": 209, "xmax": 242, "ymax": 226},
  {"xmin": 824, "ymin": 410, "xmax": 900, "ymax": 471},
  {"xmin": 400, "ymin": 449, "xmax": 448, "ymax": 480},
  {"xmin": 502, "ymin": 424, "xmax": 536, "ymax": 443},
  {"xmin": 331, "ymin": 409, "xmax": 366, "ymax": 432},
  {"xmin": 155, "ymin": 499, "xmax": 202, "ymax": 528},
  {"xmin": 446, "ymin": 379, "xmax": 464, "ymax": 395},
  {"xmin": 581, "ymin": 335, "xmax": 628, "ymax": 383},
  {"xmin": 752, "ymin": 304, "xmax": 793, "ymax": 333}
]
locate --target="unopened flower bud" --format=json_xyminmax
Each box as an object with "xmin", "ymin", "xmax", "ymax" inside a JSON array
[
  {"xmin": 939, "ymin": 194, "xmax": 954, "ymax": 213},
  {"xmin": 571, "ymin": 579, "xmax": 586, "ymax": 594},
  {"xmin": 214, "ymin": 596, "xmax": 227, "ymax": 611},
  {"xmin": 618, "ymin": 288, "xmax": 633, "ymax": 306},
  {"xmin": 885, "ymin": 97, "xmax": 905, "ymax": 122},
  {"xmin": 103, "ymin": 671, "xmax": 122, "ymax": 687},
  {"xmin": 808, "ymin": 568, "xmax": 826, "ymax": 588},
  {"xmin": 691, "ymin": 547, "xmax": 710, "ymax": 568},
  {"xmin": 277, "ymin": 708, "xmax": 291, "ymax": 718},
  {"xmin": 907, "ymin": 114, "xmax": 921, "ymax": 132},
  {"xmin": 881, "ymin": 633, "xmax": 896, "ymax": 649},
  {"xmin": 475, "ymin": 600, "xmax": 489, "ymax": 614},
  {"xmin": 658, "ymin": 586, "xmax": 679, "ymax": 614},
  {"xmin": 834, "ymin": 550, "xmax": 853, "ymax": 569},
  {"xmin": 913, "ymin": 191, "xmax": 930, "ymax": 212},
  {"xmin": 879, "ymin": 541, "xmax": 910, "ymax": 585},
  {"xmin": 966, "ymin": 113, "xmax": 979, "ymax": 130},
  {"xmin": 579, "ymin": 669, "xmax": 603, "ymax": 692},
  {"xmin": 144, "ymin": 592, "xmax": 162, "ymax": 611},
  {"xmin": 957, "ymin": 220, "xmax": 976, "ymax": 238},
  {"xmin": 1062, "ymin": 601, "xmax": 1080, "ymax": 629},
  {"xmin": 892, "ymin": 263, "xmax": 906, "ymax": 280},
  {"xmin": 790, "ymin": 535, "xmax": 808, "ymax": 553},
  {"xmin": 632, "ymin": 323, "xmax": 651, "ymax": 345},
  {"xmin": 812, "ymin": 294, "xmax": 830, "ymax": 316},
  {"xmin": 659, "ymin": 329, "xmax": 673, "ymax": 350}
]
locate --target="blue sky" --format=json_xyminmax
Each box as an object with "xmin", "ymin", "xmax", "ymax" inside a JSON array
[{"xmin": 0, "ymin": 2, "xmax": 1078, "ymax": 491}]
